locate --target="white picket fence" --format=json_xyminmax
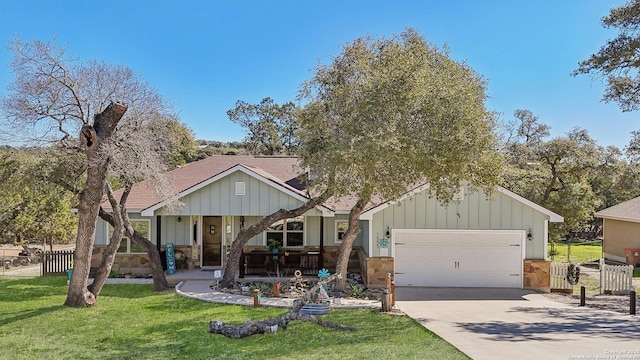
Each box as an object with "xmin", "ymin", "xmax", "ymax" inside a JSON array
[
  {"xmin": 551, "ymin": 259, "xmax": 634, "ymax": 294},
  {"xmin": 599, "ymin": 258, "xmax": 634, "ymax": 294},
  {"xmin": 550, "ymin": 262, "xmax": 572, "ymax": 292}
]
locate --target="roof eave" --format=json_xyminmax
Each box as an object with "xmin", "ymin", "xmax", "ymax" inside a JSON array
[
  {"xmin": 594, "ymin": 212, "xmax": 640, "ymax": 223},
  {"xmin": 496, "ymin": 187, "xmax": 564, "ymax": 223}
]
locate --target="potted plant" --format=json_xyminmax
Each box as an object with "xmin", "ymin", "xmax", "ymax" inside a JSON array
[{"xmin": 268, "ymin": 239, "xmax": 280, "ymax": 253}]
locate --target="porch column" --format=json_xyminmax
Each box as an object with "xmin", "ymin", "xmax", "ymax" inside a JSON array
[{"xmin": 319, "ymin": 217, "xmax": 324, "ymax": 269}]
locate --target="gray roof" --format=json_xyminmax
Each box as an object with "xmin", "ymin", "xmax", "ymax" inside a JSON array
[{"xmin": 594, "ymin": 196, "xmax": 640, "ymax": 223}]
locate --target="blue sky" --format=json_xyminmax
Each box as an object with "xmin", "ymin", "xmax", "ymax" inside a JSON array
[{"xmin": 0, "ymin": 1, "xmax": 636, "ymax": 148}]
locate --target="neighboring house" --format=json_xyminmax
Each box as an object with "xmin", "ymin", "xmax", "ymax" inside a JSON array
[
  {"xmin": 595, "ymin": 196, "xmax": 640, "ymax": 264},
  {"xmin": 94, "ymin": 155, "xmax": 563, "ymax": 290}
]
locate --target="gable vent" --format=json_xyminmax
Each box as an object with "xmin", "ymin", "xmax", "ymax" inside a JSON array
[{"xmin": 235, "ymin": 182, "xmax": 246, "ymax": 196}]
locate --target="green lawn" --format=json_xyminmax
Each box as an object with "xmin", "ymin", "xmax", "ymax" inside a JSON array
[
  {"xmin": 548, "ymin": 242, "xmax": 603, "ymax": 264},
  {"xmin": 0, "ymin": 276, "xmax": 468, "ymax": 360}
]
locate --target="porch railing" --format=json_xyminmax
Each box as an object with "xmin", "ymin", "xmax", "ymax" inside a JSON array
[{"xmin": 239, "ymin": 250, "xmax": 320, "ymax": 278}]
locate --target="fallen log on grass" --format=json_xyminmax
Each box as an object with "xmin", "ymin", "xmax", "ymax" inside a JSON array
[{"xmin": 208, "ymin": 273, "xmax": 356, "ymax": 338}]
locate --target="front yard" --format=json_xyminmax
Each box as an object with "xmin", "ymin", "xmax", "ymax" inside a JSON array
[{"xmin": 0, "ymin": 276, "xmax": 468, "ymax": 359}]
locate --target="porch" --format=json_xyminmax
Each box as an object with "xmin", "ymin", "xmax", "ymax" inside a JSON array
[{"xmin": 239, "ymin": 249, "xmax": 320, "ymax": 278}]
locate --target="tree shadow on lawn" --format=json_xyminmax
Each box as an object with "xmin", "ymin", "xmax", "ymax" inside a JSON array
[
  {"xmin": 459, "ymin": 306, "xmax": 640, "ymax": 341},
  {"xmin": 98, "ymin": 283, "xmax": 164, "ymax": 299},
  {"xmin": 0, "ymin": 305, "xmax": 64, "ymax": 327},
  {"xmin": 0, "ymin": 276, "xmax": 68, "ymax": 300}
]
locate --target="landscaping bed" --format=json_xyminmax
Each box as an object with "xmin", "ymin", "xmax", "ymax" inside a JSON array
[{"xmin": 218, "ymin": 272, "xmax": 386, "ymax": 301}]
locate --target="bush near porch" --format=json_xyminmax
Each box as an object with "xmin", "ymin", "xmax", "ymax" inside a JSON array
[{"xmin": 0, "ymin": 276, "xmax": 469, "ymax": 359}]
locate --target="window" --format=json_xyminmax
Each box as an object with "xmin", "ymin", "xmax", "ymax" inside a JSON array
[
  {"xmin": 108, "ymin": 220, "xmax": 149, "ymax": 253},
  {"xmin": 335, "ymin": 220, "xmax": 349, "ymax": 243},
  {"xmin": 265, "ymin": 216, "xmax": 304, "ymax": 247}
]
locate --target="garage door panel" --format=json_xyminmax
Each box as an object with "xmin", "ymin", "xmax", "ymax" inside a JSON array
[{"xmin": 394, "ymin": 230, "xmax": 524, "ymax": 288}]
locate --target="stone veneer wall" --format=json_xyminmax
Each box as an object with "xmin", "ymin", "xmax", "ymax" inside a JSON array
[
  {"xmin": 92, "ymin": 245, "xmax": 195, "ymax": 276},
  {"xmin": 523, "ymin": 259, "xmax": 551, "ymax": 293},
  {"xmin": 362, "ymin": 254, "xmax": 394, "ymax": 288}
]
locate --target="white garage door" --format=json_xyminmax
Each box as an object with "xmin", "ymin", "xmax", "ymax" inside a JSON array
[{"xmin": 393, "ymin": 230, "xmax": 524, "ymax": 288}]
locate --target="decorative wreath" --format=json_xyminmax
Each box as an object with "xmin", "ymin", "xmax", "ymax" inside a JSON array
[{"xmin": 566, "ymin": 263, "xmax": 580, "ymax": 285}]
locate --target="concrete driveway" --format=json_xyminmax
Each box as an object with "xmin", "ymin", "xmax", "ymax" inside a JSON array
[{"xmin": 395, "ymin": 287, "xmax": 640, "ymax": 360}]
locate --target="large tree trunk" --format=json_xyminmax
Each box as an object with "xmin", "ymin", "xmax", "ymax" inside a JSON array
[
  {"xmin": 127, "ymin": 225, "xmax": 170, "ymax": 291},
  {"xmin": 220, "ymin": 190, "xmax": 331, "ymax": 288},
  {"xmin": 65, "ymin": 102, "xmax": 127, "ymax": 308},
  {"xmin": 89, "ymin": 183, "xmax": 125, "ymax": 297},
  {"xmin": 97, "ymin": 206, "xmax": 170, "ymax": 292},
  {"xmin": 334, "ymin": 189, "xmax": 371, "ymax": 291}
]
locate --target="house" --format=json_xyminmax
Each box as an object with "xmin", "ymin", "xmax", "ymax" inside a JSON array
[
  {"xmin": 93, "ymin": 155, "xmax": 563, "ymax": 291},
  {"xmin": 595, "ymin": 196, "xmax": 640, "ymax": 265}
]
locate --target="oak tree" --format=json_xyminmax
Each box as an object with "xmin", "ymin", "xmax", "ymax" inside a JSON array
[
  {"xmin": 297, "ymin": 29, "xmax": 503, "ymax": 289},
  {"xmin": 227, "ymin": 97, "xmax": 299, "ymax": 155},
  {"xmin": 1, "ymin": 39, "xmax": 187, "ymax": 306},
  {"xmin": 574, "ymin": 0, "xmax": 640, "ymax": 111}
]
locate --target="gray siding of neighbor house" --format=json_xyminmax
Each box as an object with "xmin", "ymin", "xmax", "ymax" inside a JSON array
[
  {"xmin": 370, "ymin": 187, "xmax": 549, "ymax": 259},
  {"xmin": 159, "ymin": 170, "xmax": 322, "ymax": 217}
]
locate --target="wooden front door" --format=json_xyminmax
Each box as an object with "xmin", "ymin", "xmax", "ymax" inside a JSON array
[{"xmin": 202, "ymin": 216, "xmax": 223, "ymax": 267}]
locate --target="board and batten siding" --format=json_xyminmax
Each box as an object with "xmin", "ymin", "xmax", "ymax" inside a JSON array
[
  {"xmin": 321, "ymin": 216, "xmax": 366, "ymax": 247},
  {"xmin": 160, "ymin": 170, "xmax": 321, "ymax": 217},
  {"xmin": 371, "ymin": 188, "xmax": 548, "ymax": 259},
  {"xmin": 159, "ymin": 216, "xmax": 190, "ymax": 246},
  {"xmin": 94, "ymin": 214, "xmax": 161, "ymax": 245}
]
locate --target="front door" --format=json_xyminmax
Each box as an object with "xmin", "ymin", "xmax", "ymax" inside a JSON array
[{"xmin": 202, "ymin": 216, "xmax": 223, "ymax": 267}]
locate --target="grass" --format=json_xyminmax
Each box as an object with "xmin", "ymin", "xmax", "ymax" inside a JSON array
[
  {"xmin": 548, "ymin": 242, "xmax": 603, "ymax": 264},
  {"xmin": 0, "ymin": 276, "xmax": 468, "ymax": 360}
]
